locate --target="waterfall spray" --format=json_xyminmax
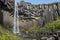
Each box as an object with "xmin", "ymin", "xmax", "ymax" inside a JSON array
[{"xmin": 13, "ymin": 0, "xmax": 21, "ymax": 35}]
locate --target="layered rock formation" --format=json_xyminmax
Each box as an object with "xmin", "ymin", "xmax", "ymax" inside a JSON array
[
  {"xmin": 0, "ymin": 0, "xmax": 60, "ymax": 29},
  {"xmin": 18, "ymin": 1, "xmax": 60, "ymax": 28}
]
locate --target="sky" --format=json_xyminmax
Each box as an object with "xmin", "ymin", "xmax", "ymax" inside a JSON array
[{"xmin": 16, "ymin": 0, "xmax": 60, "ymax": 4}]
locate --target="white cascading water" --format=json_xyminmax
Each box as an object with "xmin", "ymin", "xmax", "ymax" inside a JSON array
[{"xmin": 13, "ymin": 1, "xmax": 21, "ymax": 35}]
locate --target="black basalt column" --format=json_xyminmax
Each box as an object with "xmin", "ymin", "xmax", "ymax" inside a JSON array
[
  {"xmin": 0, "ymin": 9, "xmax": 3, "ymax": 25},
  {"xmin": 56, "ymin": 3, "xmax": 60, "ymax": 16}
]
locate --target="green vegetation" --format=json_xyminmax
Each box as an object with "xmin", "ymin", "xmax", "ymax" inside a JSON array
[
  {"xmin": 0, "ymin": 17, "xmax": 60, "ymax": 40},
  {"xmin": 0, "ymin": 25, "xmax": 23, "ymax": 40},
  {"xmin": 45, "ymin": 17, "xmax": 60, "ymax": 31},
  {"xmin": 25, "ymin": 17, "xmax": 60, "ymax": 33}
]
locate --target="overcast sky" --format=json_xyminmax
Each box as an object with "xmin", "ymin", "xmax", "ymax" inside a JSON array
[{"xmin": 16, "ymin": 0, "xmax": 60, "ymax": 4}]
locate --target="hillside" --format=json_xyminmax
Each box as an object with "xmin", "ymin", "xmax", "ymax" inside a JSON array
[
  {"xmin": 21, "ymin": 17, "xmax": 60, "ymax": 40},
  {"xmin": 27, "ymin": 17, "xmax": 60, "ymax": 32},
  {"xmin": 0, "ymin": 25, "xmax": 23, "ymax": 40}
]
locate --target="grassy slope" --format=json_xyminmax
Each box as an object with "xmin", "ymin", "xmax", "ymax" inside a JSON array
[
  {"xmin": 0, "ymin": 25, "xmax": 23, "ymax": 40},
  {"xmin": 25, "ymin": 17, "xmax": 60, "ymax": 32}
]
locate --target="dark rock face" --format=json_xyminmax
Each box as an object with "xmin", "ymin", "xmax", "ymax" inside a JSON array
[
  {"xmin": 0, "ymin": 9, "xmax": 3, "ymax": 25},
  {"xmin": 0, "ymin": 0, "xmax": 14, "ymax": 11},
  {"xmin": 0, "ymin": 0, "xmax": 14, "ymax": 27}
]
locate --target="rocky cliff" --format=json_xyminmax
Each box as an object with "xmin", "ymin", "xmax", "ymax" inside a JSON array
[
  {"xmin": 0, "ymin": 1, "xmax": 60, "ymax": 28},
  {"xmin": 18, "ymin": 1, "xmax": 60, "ymax": 28},
  {"xmin": 0, "ymin": 0, "xmax": 14, "ymax": 27}
]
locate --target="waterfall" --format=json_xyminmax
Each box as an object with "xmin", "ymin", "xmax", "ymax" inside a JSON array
[{"xmin": 13, "ymin": 1, "xmax": 21, "ymax": 35}]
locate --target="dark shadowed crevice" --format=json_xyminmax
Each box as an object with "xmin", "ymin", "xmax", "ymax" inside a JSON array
[
  {"xmin": 0, "ymin": 9, "xmax": 3, "ymax": 25},
  {"xmin": 56, "ymin": 3, "xmax": 60, "ymax": 16}
]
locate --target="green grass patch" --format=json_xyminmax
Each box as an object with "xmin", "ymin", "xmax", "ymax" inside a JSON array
[{"xmin": 0, "ymin": 25, "xmax": 23, "ymax": 40}]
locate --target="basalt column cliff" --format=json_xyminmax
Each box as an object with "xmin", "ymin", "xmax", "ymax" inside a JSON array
[
  {"xmin": 18, "ymin": 1, "xmax": 60, "ymax": 28},
  {"xmin": 0, "ymin": 1, "xmax": 60, "ymax": 28},
  {"xmin": 0, "ymin": 0, "xmax": 14, "ymax": 26}
]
